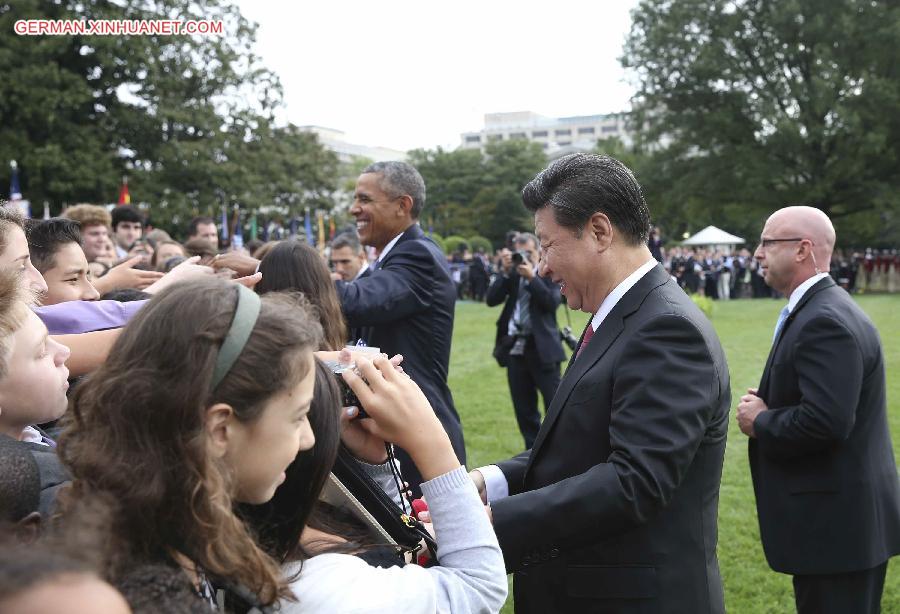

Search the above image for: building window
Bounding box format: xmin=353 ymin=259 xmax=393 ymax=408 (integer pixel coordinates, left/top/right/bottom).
xmin=487 ymin=134 xmax=503 ymax=142
xmin=532 ymin=130 xmax=548 ymax=138
xmin=509 ymin=132 xmax=527 ymax=139
xmin=601 ymin=126 xmax=618 ymax=133
xmin=577 ymin=126 xmax=595 ymax=135
xmin=465 ymin=135 xmax=481 ymax=143
xmin=557 ymin=141 xmax=571 ymax=147
xmin=554 ymin=129 xmax=571 ymax=136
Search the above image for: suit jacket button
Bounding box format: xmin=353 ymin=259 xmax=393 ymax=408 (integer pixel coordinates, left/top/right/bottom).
xmin=549 ymin=547 xmax=560 ymax=559
xmin=522 ymin=557 xmax=530 ymax=566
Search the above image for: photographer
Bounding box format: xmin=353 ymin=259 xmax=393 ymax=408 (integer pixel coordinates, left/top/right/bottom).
xmin=486 ymin=233 xmax=564 ymax=449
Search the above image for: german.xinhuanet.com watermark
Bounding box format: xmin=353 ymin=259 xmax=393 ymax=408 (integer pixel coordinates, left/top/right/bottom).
xmin=14 ymin=19 xmax=224 ymax=36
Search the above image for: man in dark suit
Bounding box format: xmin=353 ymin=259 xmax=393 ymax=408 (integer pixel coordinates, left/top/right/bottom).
xmin=335 ymin=161 xmax=465 ymax=494
xmin=737 ymin=205 xmax=900 ymax=614
xmin=471 ymin=154 xmax=730 ymax=613
xmin=486 ymin=232 xmax=564 ymax=449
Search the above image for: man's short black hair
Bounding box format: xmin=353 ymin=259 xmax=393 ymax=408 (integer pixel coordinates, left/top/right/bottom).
xmin=26 ymin=218 xmax=83 ymax=274
xmin=0 ymin=436 xmax=41 ymax=523
xmin=331 ymin=232 xmax=363 ymax=253
xmin=521 ymin=153 xmax=651 ymax=245
xmin=187 ymin=216 xmax=216 ymax=238
xmin=110 ymin=205 xmax=143 ymax=230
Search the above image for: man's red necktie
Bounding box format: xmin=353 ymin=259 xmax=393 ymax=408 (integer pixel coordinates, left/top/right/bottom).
xmin=576 ymin=323 xmax=595 ymax=358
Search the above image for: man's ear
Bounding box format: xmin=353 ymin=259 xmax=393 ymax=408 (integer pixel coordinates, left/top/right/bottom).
xmin=396 ymin=194 xmax=414 ymax=217
xmin=205 ymin=402 xmax=236 ymax=459
xmin=587 ymin=212 xmax=614 ymax=251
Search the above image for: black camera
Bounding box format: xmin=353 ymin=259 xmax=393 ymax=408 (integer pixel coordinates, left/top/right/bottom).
xmin=324 ymin=360 xmax=367 ymax=419
xmin=511 ymin=250 xmax=529 ymax=267
xmin=559 ymin=326 xmax=579 ymax=351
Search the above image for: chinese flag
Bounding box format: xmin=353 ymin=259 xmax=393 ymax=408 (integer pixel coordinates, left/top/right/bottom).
xmin=118 ymin=176 xmax=130 ymax=205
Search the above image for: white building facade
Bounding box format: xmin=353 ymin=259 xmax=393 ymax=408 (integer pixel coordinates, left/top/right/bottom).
xmin=298 ymin=126 xmax=407 ymax=163
xmin=460 ymin=111 xmax=632 ymax=158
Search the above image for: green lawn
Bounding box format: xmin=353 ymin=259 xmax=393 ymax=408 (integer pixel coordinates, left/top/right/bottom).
xmin=448 ymin=294 xmax=900 ymax=613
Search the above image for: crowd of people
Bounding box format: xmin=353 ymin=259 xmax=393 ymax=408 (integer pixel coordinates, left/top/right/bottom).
xmin=0 ymin=154 xmax=898 ymax=614
xmin=0 ymin=162 xmax=506 ymax=614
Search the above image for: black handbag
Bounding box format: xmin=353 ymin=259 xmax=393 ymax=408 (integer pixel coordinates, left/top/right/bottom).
xmin=324 ymin=445 xmax=437 ymax=561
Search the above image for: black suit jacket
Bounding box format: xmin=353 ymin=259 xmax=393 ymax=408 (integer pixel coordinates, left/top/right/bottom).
xmin=22 ymin=441 xmax=69 ymax=517
xmin=335 ymin=224 xmax=465 ymax=467
xmin=492 ymin=264 xmax=729 ymax=613
xmin=485 ymin=271 xmax=566 ymax=365
xmin=750 ymin=277 xmax=900 ymax=575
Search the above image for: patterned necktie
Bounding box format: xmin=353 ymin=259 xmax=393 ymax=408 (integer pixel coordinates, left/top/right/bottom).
xmin=576 ymin=323 xmax=595 ymax=358
xmin=772 ymin=305 xmax=791 ymax=342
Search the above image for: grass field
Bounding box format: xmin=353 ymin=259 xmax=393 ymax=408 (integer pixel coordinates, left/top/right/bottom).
xmin=448 ymin=294 xmax=900 ymax=613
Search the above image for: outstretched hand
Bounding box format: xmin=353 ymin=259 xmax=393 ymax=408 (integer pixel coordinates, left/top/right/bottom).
xmin=93 ymin=256 xmax=164 ymax=294
xmin=212 ymin=252 xmax=260 ymax=277
xmin=144 ymin=256 xmax=214 ymax=294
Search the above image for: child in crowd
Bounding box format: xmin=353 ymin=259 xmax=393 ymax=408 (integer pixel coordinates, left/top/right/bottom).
xmin=239 ymin=356 xmax=507 ymax=613
xmin=151 ymin=240 xmax=187 ymax=271
xmin=57 ymin=278 xmax=323 ymax=609
xmin=0 ymin=271 xmax=72 ymax=514
xmin=27 ymin=218 xmax=101 ymax=304
xmin=275 ymin=355 xmax=507 ymax=613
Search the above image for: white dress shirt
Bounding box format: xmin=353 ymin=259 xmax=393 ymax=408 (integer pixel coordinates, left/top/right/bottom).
xmin=353 ymin=260 xmax=370 ymax=280
xmin=786 ymin=272 xmax=830 ymax=314
xmin=375 ymin=230 xmax=406 ymax=265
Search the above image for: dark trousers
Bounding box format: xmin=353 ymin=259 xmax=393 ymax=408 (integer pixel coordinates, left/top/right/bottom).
xmin=793 ymin=562 xmax=888 ymax=614
xmin=507 ymin=337 xmax=561 ymax=449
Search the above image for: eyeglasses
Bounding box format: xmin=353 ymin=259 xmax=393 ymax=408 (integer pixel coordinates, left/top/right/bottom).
xmin=758 ymin=237 xmax=805 ymax=248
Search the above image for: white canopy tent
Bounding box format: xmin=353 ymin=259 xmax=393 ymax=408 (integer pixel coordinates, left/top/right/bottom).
xmin=682 ymin=225 xmax=745 ymax=254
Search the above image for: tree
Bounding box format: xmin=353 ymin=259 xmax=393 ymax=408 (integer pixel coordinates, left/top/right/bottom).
xmin=409 ymin=140 xmax=546 ymax=247
xmin=622 ymin=0 xmax=900 ymax=244
xmin=0 ymin=0 xmax=338 ymax=230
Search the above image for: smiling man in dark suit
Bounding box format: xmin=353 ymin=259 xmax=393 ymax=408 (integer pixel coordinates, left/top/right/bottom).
xmin=737 ymin=205 xmax=900 ymax=614
xmin=472 ymin=153 xmax=730 ymax=613
xmin=335 ymin=161 xmax=465 ymax=495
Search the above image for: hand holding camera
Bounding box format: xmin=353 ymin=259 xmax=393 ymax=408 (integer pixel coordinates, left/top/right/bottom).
xmin=342 ymin=356 xmax=458 ymax=481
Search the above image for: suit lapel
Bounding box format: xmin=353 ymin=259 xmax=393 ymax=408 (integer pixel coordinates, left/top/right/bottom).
xmin=373 ymin=224 xmax=421 ymax=271
xmin=525 ymin=265 xmax=670 ymax=475
xmin=757 ymin=277 xmax=836 ymax=398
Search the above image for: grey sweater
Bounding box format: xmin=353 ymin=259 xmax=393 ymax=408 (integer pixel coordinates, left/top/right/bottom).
xmin=281 ymin=466 xmax=507 ymax=613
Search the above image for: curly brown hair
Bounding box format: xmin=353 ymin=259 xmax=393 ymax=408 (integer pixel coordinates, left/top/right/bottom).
xmin=56 ymin=277 xmax=323 ymax=605
xmin=61 ymin=204 xmax=112 ymax=230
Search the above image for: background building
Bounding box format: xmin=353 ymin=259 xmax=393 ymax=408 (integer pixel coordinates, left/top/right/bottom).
xmin=460 ymin=111 xmax=632 ymax=158
xmin=299 ymin=126 xmax=407 ymax=163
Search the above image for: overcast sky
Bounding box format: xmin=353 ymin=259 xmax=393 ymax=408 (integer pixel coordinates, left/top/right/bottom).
xmin=234 ymin=0 xmax=640 ymax=152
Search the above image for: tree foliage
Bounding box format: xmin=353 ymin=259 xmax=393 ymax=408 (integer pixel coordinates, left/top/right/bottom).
xmin=408 ymin=140 xmax=546 ymax=247
xmin=622 ymin=0 xmax=900 ymax=245
xmin=0 ymin=0 xmax=338 ymax=231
